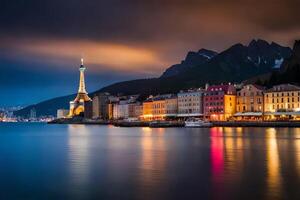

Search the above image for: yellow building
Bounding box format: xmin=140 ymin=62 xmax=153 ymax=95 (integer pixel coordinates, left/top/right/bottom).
xmin=108 ymin=103 xmax=114 ymax=120
xmin=264 ymin=84 xmax=300 ymax=120
xmin=152 ymin=99 xmax=166 ymax=120
xmin=224 ymin=94 xmax=236 ymax=120
xmin=142 ymin=99 xmax=153 ymax=121
xmin=142 ymin=94 xmax=177 ymax=121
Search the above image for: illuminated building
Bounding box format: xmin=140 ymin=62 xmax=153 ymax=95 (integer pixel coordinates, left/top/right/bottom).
xmin=108 ymin=103 xmax=114 ymax=120
xmin=108 ymin=96 xmax=120 ymax=120
xmin=69 ymin=59 xmax=92 ymax=117
xmin=235 ymin=84 xmax=264 ymax=120
xmin=149 ymin=94 xmax=177 ymax=120
xmin=204 ymin=84 xmax=236 ymax=121
xmin=152 ymin=97 xmax=166 ymax=120
xmin=177 ymin=89 xmax=203 ymax=118
xmin=264 ymin=84 xmax=300 ymax=120
xmin=142 ymin=97 xmax=154 ymax=121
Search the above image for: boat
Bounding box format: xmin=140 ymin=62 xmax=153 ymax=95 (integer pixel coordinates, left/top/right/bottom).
xmin=185 ymin=118 xmax=213 ymax=128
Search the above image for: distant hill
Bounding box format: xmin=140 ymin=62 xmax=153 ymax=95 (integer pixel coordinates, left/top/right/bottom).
xmin=14 ymin=94 xmax=76 ymax=117
xmin=14 ymin=39 xmax=292 ymax=117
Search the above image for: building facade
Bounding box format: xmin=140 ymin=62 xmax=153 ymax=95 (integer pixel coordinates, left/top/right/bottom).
xmin=142 ymin=98 xmax=153 ymax=121
xmin=264 ymin=84 xmax=300 ymax=113
xmin=152 ymin=97 xmax=166 ymax=120
xmin=235 ymin=84 xmax=264 ymax=120
xmin=149 ymin=94 xmax=177 ymax=120
xmin=165 ymin=96 xmax=178 ymax=117
xmin=113 ymin=100 xmax=129 ymax=119
xmin=92 ymin=93 xmax=110 ymax=119
xmin=204 ymin=84 xmax=236 ymax=121
xmin=92 ymin=95 xmax=99 ymax=118
xmin=133 ymin=103 xmax=143 ymax=119
xmin=177 ymin=89 xmax=204 ymax=117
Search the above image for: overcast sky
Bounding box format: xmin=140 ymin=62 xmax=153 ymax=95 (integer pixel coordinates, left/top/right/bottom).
xmin=0 ymin=0 xmax=299 ymax=106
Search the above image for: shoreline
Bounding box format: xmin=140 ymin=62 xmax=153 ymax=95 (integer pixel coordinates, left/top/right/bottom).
xmin=48 ymin=118 xmax=300 ymax=128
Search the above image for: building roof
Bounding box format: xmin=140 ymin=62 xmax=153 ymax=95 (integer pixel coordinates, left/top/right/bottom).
xmin=152 ymin=94 xmax=176 ymax=101
xmin=178 ymin=88 xmax=204 ymax=94
xmin=266 ymin=84 xmax=300 ymax=92
xmin=206 ymin=84 xmax=235 ymax=92
xmin=250 ymin=84 xmax=265 ymax=90
xmin=236 ymin=84 xmax=265 ymax=93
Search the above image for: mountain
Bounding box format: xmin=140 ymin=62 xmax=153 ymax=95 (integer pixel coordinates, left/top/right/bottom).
xmin=263 ymin=40 xmax=300 ymax=86
xmin=14 ymin=39 xmax=293 ymax=117
xmin=161 ymin=49 xmax=218 ymax=77
xmin=190 ymin=40 xmax=290 ymax=78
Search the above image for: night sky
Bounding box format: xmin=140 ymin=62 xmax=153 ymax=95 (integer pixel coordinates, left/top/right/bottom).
xmin=0 ymin=0 xmax=299 ymax=106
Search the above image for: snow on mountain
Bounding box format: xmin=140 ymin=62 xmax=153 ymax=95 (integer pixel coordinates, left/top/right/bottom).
xmin=274 ymin=58 xmax=284 ymax=68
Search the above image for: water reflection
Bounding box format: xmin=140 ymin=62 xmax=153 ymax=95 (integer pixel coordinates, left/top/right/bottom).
xmin=137 ymin=128 xmax=167 ymax=200
xmin=292 ymin=129 xmax=300 ymax=177
xmin=209 ymin=127 xmax=287 ymax=199
xmin=3 ymin=124 xmax=300 ymax=199
xmin=210 ymin=128 xmax=225 ymax=199
xmin=265 ymin=128 xmax=282 ymax=199
xmin=67 ymin=125 xmax=91 ymax=197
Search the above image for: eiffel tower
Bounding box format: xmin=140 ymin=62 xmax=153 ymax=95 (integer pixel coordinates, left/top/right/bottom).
xmin=69 ymin=58 xmax=92 ymax=117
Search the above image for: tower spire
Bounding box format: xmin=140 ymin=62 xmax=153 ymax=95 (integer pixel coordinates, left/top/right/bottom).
xmin=78 ymin=59 xmax=87 ymax=94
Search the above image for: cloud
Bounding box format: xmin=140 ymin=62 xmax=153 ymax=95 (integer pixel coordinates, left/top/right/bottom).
xmin=1 ymin=0 xmax=299 ymax=47
xmin=0 ymin=38 xmax=170 ymax=75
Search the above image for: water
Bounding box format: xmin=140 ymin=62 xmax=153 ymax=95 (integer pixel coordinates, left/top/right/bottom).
xmin=1 ymin=123 xmax=300 ymax=200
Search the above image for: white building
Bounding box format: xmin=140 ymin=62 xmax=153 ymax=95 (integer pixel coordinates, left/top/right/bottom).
xmin=113 ymin=100 xmax=129 ymax=119
xmin=177 ymin=89 xmax=204 ymax=117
